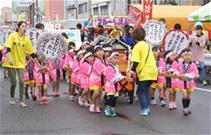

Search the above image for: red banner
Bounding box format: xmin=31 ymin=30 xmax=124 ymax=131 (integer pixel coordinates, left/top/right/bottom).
xmin=128 ymin=5 xmax=142 ymax=26
xmin=142 ymin=0 xmax=153 ymax=24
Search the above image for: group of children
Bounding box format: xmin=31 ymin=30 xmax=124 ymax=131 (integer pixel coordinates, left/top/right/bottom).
xmin=150 ymin=46 xmax=199 ymax=116
xmin=14 ymin=41 xmax=131 ymax=117
xmin=1 ymin=37 xmax=199 ymax=117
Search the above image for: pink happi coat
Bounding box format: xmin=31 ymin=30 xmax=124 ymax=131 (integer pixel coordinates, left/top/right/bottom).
xmin=48 ymin=58 xmax=65 ymax=79
xmin=189 ymin=34 xmax=207 ymax=62
xmin=79 ymin=61 xmax=92 ymax=89
xmin=1 ymin=48 xmax=7 ymax=63
xmin=89 ymin=57 xmax=106 ymax=87
xmin=177 ymin=61 xmax=199 ymax=89
xmin=63 ymin=54 xmax=74 ymax=77
xmin=104 ymin=64 xmax=124 ymax=94
xmin=157 ymin=58 xmax=166 ymax=85
xmin=34 ymin=62 xmax=50 ymax=85
xmin=70 ymin=58 xmax=80 ymax=84
xmin=24 ymin=60 xmax=36 ymax=81
xmin=166 ymin=61 xmax=180 ymax=89
xmin=64 ymin=54 xmax=74 ymax=68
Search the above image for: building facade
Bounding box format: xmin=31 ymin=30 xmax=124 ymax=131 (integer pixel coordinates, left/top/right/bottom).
xmin=44 ymin=0 xmax=65 ymax=22
xmin=64 ymin=0 xmax=128 ymax=20
xmin=1 ymin=7 xmax=12 ymax=24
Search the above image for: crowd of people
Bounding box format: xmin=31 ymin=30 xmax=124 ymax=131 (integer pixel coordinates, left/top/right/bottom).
xmin=0 ymin=19 xmax=210 ymax=117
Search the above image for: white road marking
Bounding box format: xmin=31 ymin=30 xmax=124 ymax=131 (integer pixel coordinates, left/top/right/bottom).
xmin=195 ymin=87 xmax=211 ymax=93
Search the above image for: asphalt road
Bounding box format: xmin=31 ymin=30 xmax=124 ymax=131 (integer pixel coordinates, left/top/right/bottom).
xmin=0 ymin=68 xmax=210 ymax=135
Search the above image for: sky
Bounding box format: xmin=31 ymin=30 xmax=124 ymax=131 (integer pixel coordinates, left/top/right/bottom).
xmin=0 ymin=0 xmax=12 ymax=15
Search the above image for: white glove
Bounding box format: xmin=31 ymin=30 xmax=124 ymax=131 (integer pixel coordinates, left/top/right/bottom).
xmin=115 ymin=73 xmax=124 ymax=82
xmin=158 ymin=67 xmax=163 ymax=73
xmin=169 ymin=68 xmax=176 ymax=73
xmin=173 ymin=71 xmax=179 ymax=76
xmin=185 ymin=73 xmax=194 ymax=79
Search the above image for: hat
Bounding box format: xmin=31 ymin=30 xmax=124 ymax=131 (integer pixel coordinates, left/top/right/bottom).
xmin=194 ymin=22 xmax=203 ymax=29
xmin=82 ymin=41 xmax=90 ymax=46
xmin=94 ymin=45 xmax=103 ymax=52
xmin=103 ymin=44 xmax=112 ymax=51
xmin=77 ymin=50 xmax=85 ymax=57
xmin=109 ymin=52 xmax=119 ymax=60
xmin=83 ymin=51 xmax=93 ymax=60
xmin=165 ymin=51 xmax=175 ymax=61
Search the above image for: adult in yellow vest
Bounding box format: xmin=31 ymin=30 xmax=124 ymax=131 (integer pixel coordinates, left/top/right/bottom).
xmin=3 ymin=21 xmax=39 ymax=107
xmin=129 ymin=27 xmax=158 ymax=116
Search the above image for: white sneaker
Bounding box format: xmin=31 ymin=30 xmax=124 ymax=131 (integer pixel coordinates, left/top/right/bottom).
xmin=160 ymin=100 xmax=166 ymax=107
xmin=69 ymin=95 xmax=74 ymax=101
xmin=202 ymin=81 xmax=208 ymax=86
xmin=151 ymin=99 xmax=157 ymax=105
xmin=84 ymin=101 xmax=90 ymax=107
xmin=19 ymin=102 xmax=27 ymax=108
xmin=9 ymin=98 xmax=16 ymax=105
xmin=78 ymin=97 xmax=84 ymax=106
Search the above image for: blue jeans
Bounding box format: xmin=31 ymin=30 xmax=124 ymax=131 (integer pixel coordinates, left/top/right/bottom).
xmin=199 ymin=61 xmax=207 ymax=81
xmin=136 ymin=81 xmax=152 ymax=110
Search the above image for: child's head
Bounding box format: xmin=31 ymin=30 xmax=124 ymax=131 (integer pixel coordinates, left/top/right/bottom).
xmin=174 ymin=23 xmax=182 ymax=30
xmin=68 ymin=42 xmax=76 ymax=50
xmin=103 ymin=44 xmax=112 ymax=58
xmin=109 ymin=52 xmax=120 ymax=65
xmin=77 ymin=50 xmax=85 ymax=61
xmin=195 ymin=23 xmax=203 ymax=36
xmin=180 ymin=48 xmax=192 ymax=62
xmin=83 ymin=51 xmax=94 ymax=64
xmin=94 ymin=45 xmax=104 ymax=58
xmin=82 ymin=41 xmax=90 ymax=50
xmin=68 ymin=47 xmax=75 ymax=56
xmin=152 ymin=46 xmax=161 ymax=58
xmin=164 ymin=50 xmax=176 ymax=63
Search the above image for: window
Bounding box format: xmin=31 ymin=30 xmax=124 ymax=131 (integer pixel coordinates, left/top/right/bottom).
xmin=131 ymin=0 xmax=141 ymax=4
xmin=93 ymin=7 xmax=99 ymax=15
xmin=100 ymin=5 xmax=108 ymax=15
xmin=78 ymin=3 xmax=87 ymax=14
xmin=114 ymin=0 xmax=122 ymax=10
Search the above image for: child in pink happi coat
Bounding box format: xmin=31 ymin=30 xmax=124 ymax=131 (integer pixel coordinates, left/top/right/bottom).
xmin=164 ymin=50 xmax=180 ymax=110
xmin=69 ymin=50 xmax=85 ymax=101
xmin=104 ymin=52 xmax=131 ymax=117
xmin=34 ymin=55 xmax=51 ymax=104
xmin=150 ymin=46 xmax=166 ymax=107
xmin=63 ymin=47 xmax=75 ymax=98
xmin=49 ymin=57 xmax=64 ymax=97
xmin=24 ymin=55 xmax=37 ymax=101
xmin=103 ymin=44 xmax=113 ymax=65
xmin=89 ymin=45 xmax=106 ymax=113
xmin=1 ymin=47 xmax=8 ymax=78
xmin=78 ymin=51 xmax=94 ymax=107
xmin=177 ymin=49 xmax=199 ymax=116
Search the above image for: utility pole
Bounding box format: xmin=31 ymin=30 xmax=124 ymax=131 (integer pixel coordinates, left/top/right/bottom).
xmin=88 ymin=0 xmax=92 ymax=18
xmin=36 ymin=0 xmax=38 ymax=23
xmin=75 ymin=0 xmax=78 ymax=19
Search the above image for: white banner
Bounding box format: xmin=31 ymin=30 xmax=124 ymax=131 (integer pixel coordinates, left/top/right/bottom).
xmin=163 ymin=30 xmax=189 ymax=55
xmin=60 ymin=29 xmax=82 ymax=50
xmin=26 ymin=28 xmax=43 ymax=50
xmin=144 ymin=20 xmax=166 ymax=46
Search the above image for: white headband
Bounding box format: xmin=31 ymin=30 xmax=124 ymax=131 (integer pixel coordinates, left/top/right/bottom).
xmin=165 ymin=52 xmax=174 ymax=61
xmin=94 ymin=45 xmax=103 ymax=51
xmin=82 ymin=41 xmax=90 ymax=46
xmin=68 ymin=48 xmax=74 ymax=52
xmin=103 ymin=47 xmax=112 ymax=51
xmin=84 ymin=52 xmax=93 ymax=60
xmin=77 ymin=50 xmax=85 ymax=57
xmin=109 ymin=52 xmax=119 ymax=59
